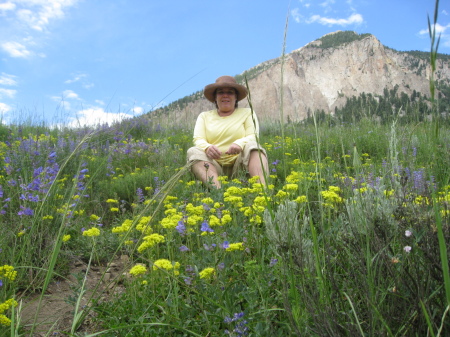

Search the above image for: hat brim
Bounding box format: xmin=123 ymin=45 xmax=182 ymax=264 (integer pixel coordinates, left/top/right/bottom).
xmin=204 ymin=82 xmax=248 ymax=103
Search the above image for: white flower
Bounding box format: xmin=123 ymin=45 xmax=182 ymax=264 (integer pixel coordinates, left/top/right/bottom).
xmin=405 ymin=230 xmax=412 ymax=237
xmin=404 ymin=245 xmax=412 ymax=253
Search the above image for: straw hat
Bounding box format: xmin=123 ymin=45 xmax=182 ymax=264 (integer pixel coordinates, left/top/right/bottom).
xmin=203 ymin=76 xmax=248 ymax=102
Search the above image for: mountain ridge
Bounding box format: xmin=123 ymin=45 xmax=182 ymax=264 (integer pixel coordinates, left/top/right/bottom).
xmin=150 ymin=31 xmax=450 ymax=126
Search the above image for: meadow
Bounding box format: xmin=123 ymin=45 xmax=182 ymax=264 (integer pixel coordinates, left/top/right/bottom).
xmin=0 ymin=112 xmax=449 ymax=336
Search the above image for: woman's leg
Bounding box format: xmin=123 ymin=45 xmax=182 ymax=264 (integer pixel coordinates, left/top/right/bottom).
xmin=248 ymin=150 xmax=269 ymax=186
xmin=191 ymin=161 xmax=221 ymax=189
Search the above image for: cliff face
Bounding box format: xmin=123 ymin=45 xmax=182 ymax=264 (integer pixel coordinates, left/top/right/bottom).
xmin=156 ymin=32 xmax=450 ymax=126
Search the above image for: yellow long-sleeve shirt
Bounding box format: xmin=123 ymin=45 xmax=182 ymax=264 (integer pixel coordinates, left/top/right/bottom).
xmin=193 ymin=108 xmax=260 ymax=166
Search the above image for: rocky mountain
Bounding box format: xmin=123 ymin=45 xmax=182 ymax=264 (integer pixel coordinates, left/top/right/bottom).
xmin=152 ymin=31 xmax=450 ymax=125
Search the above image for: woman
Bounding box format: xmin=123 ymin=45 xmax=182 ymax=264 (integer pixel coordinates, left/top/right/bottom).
xmin=187 ymin=75 xmax=269 ymax=189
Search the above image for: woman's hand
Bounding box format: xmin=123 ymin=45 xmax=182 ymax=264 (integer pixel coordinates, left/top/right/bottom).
xmin=206 ymin=145 xmax=222 ymax=159
xmin=225 ymin=143 xmax=242 ymax=155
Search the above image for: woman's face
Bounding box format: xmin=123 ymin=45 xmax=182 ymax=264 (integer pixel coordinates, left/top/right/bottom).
xmin=215 ymin=87 xmax=237 ymax=113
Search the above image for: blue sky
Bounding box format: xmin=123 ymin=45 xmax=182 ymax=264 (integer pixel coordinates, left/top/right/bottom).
xmin=0 ymin=0 xmax=449 ymax=127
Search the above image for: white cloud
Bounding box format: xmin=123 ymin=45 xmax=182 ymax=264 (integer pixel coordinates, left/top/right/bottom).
xmin=67 ymin=107 xmax=133 ymax=128
xmin=320 ymin=0 xmax=335 ymax=13
xmin=435 ymin=23 xmax=450 ymax=34
xmin=132 ymin=106 xmax=143 ymax=114
xmin=0 ymin=88 xmax=17 ymax=99
xmin=442 ymin=10 xmax=448 ymax=16
xmin=307 ymin=13 xmax=363 ymax=26
xmin=0 ymin=2 xmax=16 ymax=11
xmin=297 ymin=0 xmax=310 ymax=8
xmin=95 ymin=99 xmax=105 ymax=105
xmin=419 ymin=23 xmax=450 ymax=47
xmin=419 ymin=23 xmax=450 ymax=36
xmin=65 ymin=73 xmax=93 ymax=89
xmin=62 ymin=89 xmax=80 ymax=100
xmin=0 ymin=73 xmax=18 ymax=86
xmin=65 ymin=73 xmax=87 ymax=84
xmin=0 ymin=102 xmax=12 ymax=114
xmin=320 ymin=0 xmax=335 ymax=8
xmin=1 ymin=41 xmax=31 ymax=57
xmin=291 ymin=8 xmax=302 ymax=23
xmin=14 ymin=0 xmax=78 ymax=32
xmin=0 ymin=0 xmax=78 ymax=58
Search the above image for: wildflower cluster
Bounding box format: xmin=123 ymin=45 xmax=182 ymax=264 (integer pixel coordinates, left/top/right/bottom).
xmin=224 ymin=312 xmax=248 ymax=336
xmin=199 ymin=267 xmax=215 ymax=280
xmin=82 ymin=227 xmax=101 ymax=237
xmin=0 ymin=298 xmax=18 ymax=326
xmin=137 ymin=233 xmax=165 ymax=253
xmin=129 ymin=264 xmax=147 ymax=277
xmin=0 ymin=265 xmax=17 ymax=282
xmin=321 ymin=186 xmax=343 ymax=208
xmin=153 ymin=259 xmax=180 ymax=275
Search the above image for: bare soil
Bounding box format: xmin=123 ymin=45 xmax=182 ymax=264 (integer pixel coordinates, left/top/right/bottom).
xmin=18 ymin=255 xmax=130 ymax=336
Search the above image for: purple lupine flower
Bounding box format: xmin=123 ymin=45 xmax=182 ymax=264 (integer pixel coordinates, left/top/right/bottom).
xmin=201 ymin=220 xmax=214 ymax=233
xmin=18 ymin=206 xmax=33 ymax=216
xmin=203 ymin=243 xmax=216 ymax=251
xmin=413 ymin=170 xmax=426 ymax=194
xmin=179 ymin=245 xmax=189 ymax=252
xmin=176 ymin=220 xmax=186 ymax=235
xmin=28 ymin=195 xmax=39 ymax=202
xmin=136 ymin=188 xmax=145 ymax=203
xmin=224 ymin=312 xmax=248 ymax=336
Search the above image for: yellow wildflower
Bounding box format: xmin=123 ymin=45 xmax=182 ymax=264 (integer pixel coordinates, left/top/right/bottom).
xmin=129 ymin=264 xmax=147 ymax=276
xmin=62 ymin=235 xmax=71 ymax=242
xmin=153 ymin=259 xmax=180 ymax=275
xmin=226 ymin=243 xmax=245 ymax=252
xmin=137 ymin=234 xmax=165 ymax=253
xmin=0 ymin=265 xmax=17 ymax=281
xmin=283 ymin=184 xmax=298 ymax=192
xmin=89 ymin=214 xmax=100 ymax=221
xmin=112 ymin=219 xmax=133 ymax=234
xmin=294 ymin=195 xmax=308 ymax=203
xmin=0 ymin=298 xmax=18 ymax=326
xmin=199 ymin=267 xmax=215 ymax=280
xmin=82 ymin=227 xmax=100 ymax=237
xmin=384 ymin=189 xmax=395 ymax=197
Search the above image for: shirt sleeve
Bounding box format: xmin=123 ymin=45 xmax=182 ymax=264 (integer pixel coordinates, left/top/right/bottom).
xmin=192 ymin=112 xmax=211 ymax=151
xmin=233 ymin=111 xmax=259 ymax=149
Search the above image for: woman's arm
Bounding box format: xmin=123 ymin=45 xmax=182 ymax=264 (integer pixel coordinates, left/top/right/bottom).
xmin=233 ymin=111 xmax=259 ymax=149
xmin=192 ymin=113 xmax=211 ymax=151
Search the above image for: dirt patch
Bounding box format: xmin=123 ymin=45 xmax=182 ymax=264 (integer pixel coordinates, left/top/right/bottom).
xmin=18 ymin=255 xmax=130 ymax=336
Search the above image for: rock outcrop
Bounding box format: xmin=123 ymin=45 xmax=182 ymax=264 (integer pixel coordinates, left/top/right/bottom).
xmin=153 ymin=31 xmax=450 ymax=126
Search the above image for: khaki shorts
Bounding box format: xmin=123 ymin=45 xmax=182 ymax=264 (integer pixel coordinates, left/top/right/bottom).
xmin=187 ymin=141 xmax=267 ymax=178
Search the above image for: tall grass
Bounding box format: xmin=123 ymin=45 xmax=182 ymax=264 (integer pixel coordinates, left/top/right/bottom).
xmin=0 ymin=116 xmax=448 ymax=336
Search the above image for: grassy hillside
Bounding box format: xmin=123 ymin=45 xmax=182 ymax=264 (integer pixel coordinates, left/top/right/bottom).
xmin=0 ymin=115 xmax=449 ymax=335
